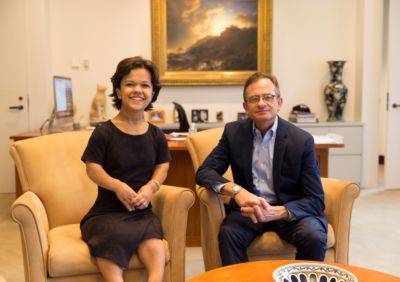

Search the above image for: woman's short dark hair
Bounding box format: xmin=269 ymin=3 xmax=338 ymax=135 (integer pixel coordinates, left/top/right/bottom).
xmin=110 ymin=56 xmax=161 ymax=111
xmin=242 ymin=72 xmax=281 ymax=102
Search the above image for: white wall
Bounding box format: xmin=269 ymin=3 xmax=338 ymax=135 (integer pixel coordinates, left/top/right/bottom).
xmin=48 ymin=0 xmax=359 ymax=125
xmin=49 ymin=0 xmax=152 ymax=123
xmin=357 ymin=0 xmax=385 ymax=187
xmin=273 ymin=0 xmax=358 ymax=122
xmin=20 ymin=0 xmax=391 ymax=188
xmin=26 ymin=0 xmax=53 ymax=127
xmin=378 ymin=1 xmax=389 ymax=157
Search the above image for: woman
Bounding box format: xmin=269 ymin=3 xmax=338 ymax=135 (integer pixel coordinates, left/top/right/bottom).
xmin=80 ymin=56 xmax=170 ymax=282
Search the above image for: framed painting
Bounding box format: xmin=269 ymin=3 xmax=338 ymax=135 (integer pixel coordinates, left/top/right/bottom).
xmin=151 ymin=0 xmax=272 ymax=86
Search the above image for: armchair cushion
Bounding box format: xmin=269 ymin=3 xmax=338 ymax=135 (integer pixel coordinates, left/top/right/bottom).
xmin=48 ymin=224 xmax=98 ymax=277
xmin=47 ymin=224 xmax=169 ymax=277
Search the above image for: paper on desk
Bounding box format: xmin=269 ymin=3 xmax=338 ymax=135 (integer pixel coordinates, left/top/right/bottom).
xmin=170 ymin=137 xmax=186 ymax=141
xmin=313 ymin=133 xmax=344 ymax=144
xmin=170 ymin=132 xmax=189 ymax=137
xmin=169 ymin=132 xmax=188 ymax=141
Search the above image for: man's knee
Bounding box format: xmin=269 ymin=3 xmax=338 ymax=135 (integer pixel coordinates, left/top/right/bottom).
xmin=294 ymin=223 xmax=327 ymax=260
xmin=298 ymin=219 xmax=327 ymax=244
xmin=305 ymin=230 xmax=327 ymax=250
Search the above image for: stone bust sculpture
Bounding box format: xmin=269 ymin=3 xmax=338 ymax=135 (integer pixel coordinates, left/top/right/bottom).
xmin=89 ymin=83 xmax=107 ymax=125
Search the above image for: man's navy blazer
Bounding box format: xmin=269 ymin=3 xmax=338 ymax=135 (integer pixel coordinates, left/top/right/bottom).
xmin=196 ymin=117 xmax=327 ymax=227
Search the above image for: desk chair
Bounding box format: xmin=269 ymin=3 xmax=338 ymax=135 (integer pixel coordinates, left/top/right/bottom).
xmin=186 ymin=127 xmax=360 ymax=271
xmin=10 ymin=131 xmax=194 ymax=282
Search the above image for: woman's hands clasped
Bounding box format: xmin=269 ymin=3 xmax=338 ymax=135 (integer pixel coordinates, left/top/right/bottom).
xmin=115 ymin=183 xmax=138 ymax=212
xmin=133 ymin=184 xmax=153 ymax=210
xmin=115 ymin=182 xmax=154 ymax=211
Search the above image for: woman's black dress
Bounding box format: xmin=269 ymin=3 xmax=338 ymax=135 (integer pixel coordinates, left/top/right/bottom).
xmin=80 ymin=121 xmax=170 ymax=268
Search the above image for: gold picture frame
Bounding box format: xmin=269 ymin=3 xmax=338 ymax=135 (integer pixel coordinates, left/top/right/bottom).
xmin=147 ymin=109 xmax=166 ymax=124
xmin=151 ymin=0 xmax=272 ymax=86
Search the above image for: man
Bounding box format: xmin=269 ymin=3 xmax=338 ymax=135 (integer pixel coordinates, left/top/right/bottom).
xmin=195 ymin=72 xmax=327 ymax=265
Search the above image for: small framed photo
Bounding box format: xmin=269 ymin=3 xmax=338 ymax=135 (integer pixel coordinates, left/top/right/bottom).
xmin=147 ymin=109 xmax=165 ymax=124
xmin=216 ymin=111 xmax=224 ymax=122
xmin=192 ymin=109 xmax=209 ymax=123
xmin=237 ymin=112 xmax=248 ymax=121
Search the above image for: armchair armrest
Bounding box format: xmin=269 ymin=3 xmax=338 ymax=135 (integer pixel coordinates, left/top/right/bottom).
xmin=196 ymin=186 xmax=227 ymax=271
xmin=321 ymin=178 xmax=360 ymax=263
xmin=151 ymin=185 xmax=195 ymax=282
xmin=11 ymin=191 xmax=50 ymax=282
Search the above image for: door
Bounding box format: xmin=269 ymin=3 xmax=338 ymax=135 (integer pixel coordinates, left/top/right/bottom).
xmin=0 ymin=0 xmax=30 ymax=193
xmin=385 ymin=0 xmax=400 ymax=189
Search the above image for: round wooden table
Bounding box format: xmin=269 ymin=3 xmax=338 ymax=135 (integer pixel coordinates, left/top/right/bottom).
xmin=188 ymin=260 xmax=400 ymax=282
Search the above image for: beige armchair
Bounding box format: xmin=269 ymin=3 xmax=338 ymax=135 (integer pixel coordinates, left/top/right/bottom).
xmin=10 ymin=131 xmax=195 ymax=282
xmin=186 ymin=127 xmax=360 ymax=271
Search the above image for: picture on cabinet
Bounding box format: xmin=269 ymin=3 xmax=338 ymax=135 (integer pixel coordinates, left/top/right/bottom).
xmin=192 ymin=109 xmax=209 ymax=123
xmin=148 ymin=109 xmax=166 ymax=124
xmin=216 ymin=111 xmax=224 ymax=122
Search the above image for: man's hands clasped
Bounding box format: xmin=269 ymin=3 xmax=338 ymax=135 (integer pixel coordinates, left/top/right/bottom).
xmin=232 ymin=186 xmax=289 ymax=224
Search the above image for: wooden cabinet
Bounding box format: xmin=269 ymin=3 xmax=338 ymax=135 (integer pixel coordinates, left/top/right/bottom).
xmin=297 ymin=122 xmax=363 ymax=184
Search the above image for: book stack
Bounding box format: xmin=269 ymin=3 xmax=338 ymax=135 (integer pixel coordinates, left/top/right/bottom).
xmin=288 ymin=111 xmax=317 ymax=123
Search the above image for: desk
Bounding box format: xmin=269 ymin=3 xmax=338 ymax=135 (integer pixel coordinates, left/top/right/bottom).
xmin=188 ymin=260 xmax=400 ymax=282
xmin=10 ymin=130 xmax=343 ymax=247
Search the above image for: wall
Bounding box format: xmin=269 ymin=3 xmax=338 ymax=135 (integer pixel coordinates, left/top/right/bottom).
xmin=48 ymin=0 xmax=359 ymax=125
xmin=26 ymin=0 xmax=53 ymax=128
xmin=49 ymin=0 xmax=152 ymax=123
xmin=359 ymin=0 xmax=385 ymax=187
xmin=19 ymin=0 xmax=390 ymax=188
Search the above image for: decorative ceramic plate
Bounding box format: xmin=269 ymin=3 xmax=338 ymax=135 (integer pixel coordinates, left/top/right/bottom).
xmin=272 ymin=262 xmax=358 ymax=282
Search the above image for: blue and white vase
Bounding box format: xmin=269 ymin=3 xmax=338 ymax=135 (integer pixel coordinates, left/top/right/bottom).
xmin=324 ymin=60 xmax=348 ymax=121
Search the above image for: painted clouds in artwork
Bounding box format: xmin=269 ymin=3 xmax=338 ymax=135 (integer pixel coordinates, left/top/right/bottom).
xmin=167 ymin=0 xmax=258 ymax=71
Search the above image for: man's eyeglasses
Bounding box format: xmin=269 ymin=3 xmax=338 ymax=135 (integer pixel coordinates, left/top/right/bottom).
xmin=246 ymin=94 xmax=276 ymax=104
